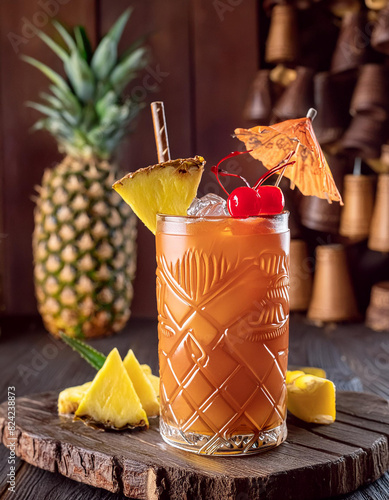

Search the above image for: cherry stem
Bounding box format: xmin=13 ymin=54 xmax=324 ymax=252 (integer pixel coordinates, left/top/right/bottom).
xmin=253 ymin=151 xmax=295 ymax=190
xmin=211 ymin=150 xmax=252 ymax=195
xmin=254 ymin=161 xmax=296 ymax=190
xmin=212 ymin=166 xmax=251 ymax=188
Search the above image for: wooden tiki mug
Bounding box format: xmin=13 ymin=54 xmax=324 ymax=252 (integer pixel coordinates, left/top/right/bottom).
xmin=273 ymin=66 xmax=315 ymax=121
xmin=243 ymin=70 xmax=273 ymax=124
xmin=372 ymin=5 xmax=389 ymax=55
xmin=341 ymin=115 xmax=386 ymax=160
xmin=331 ymin=11 xmax=369 ymax=74
xmin=339 ymin=175 xmax=375 ymax=241
xmin=350 ymin=65 xmax=389 ymax=120
xmin=308 ymin=245 xmax=359 ymax=323
xmin=366 ymin=282 xmax=389 ymax=332
xmin=368 ymin=174 xmax=389 ymax=252
xmin=265 ymin=5 xmax=298 ymax=65
xmin=299 ymin=154 xmax=347 ymax=233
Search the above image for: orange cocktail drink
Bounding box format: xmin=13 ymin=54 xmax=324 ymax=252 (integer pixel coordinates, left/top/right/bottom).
xmin=156 ymin=212 xmax=290 ymax=455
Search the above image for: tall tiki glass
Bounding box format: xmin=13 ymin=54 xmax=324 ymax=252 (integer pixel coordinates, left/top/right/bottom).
xmin=156 ymin=213 xmax=290 ymax=455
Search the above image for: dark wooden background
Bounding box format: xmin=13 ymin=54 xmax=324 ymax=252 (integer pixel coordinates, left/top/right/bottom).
xmin=0 ymin=0 xmax=259 ymax=318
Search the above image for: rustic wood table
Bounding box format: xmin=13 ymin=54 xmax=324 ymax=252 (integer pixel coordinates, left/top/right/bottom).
xmin=0 ymin=315 xmax=388 ymax=500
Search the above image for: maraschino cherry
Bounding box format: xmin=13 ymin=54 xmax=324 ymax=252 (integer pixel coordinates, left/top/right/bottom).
xmin=227 ymin=186 xmax=262 ymax=217
xmin=211 ymin=151 xmax=260 ymax=218
xmin=212 ymin=151 xmax=294 ymax=217
xmin=255 ymin=185 xmax=284 ymax=214
xmin=252 ymin=162 xmax=287 ymax=214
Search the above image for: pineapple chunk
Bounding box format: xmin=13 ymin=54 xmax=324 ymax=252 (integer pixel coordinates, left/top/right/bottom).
xmin=285 ymin=370 xmax=305 ymax=385
xmin=57 ymin=362 xmax=160 ymax=417
xmin=147 ymin=373 xmax=160 ymax=398
xmin=286 ymin=367 xmax=326 ymax=385
xmin=298 ymin=366 xmax=326 ymax=379
xmin=75 ymin=348 xmax=148 ymax=430
xmin=141 ymin=364 xmax=160 ymax=397
xmin=141 ymin=363 xmax=152 ymax=375
xmin=58 ymin=382 xmax=92 ymax=414
xmin=112 ymin=156 xmax=205 ymax=234
xmin=287 ymin=374 xmax=336 ymax=425
xmin=123 ymin=350 xmax=160 ymax=417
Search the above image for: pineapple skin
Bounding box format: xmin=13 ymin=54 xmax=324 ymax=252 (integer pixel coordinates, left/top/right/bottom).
xmin=33 ymin=156 xmax=137 ymax=338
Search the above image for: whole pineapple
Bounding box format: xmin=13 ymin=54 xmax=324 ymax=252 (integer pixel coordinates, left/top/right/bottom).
xmin=25 ymin=9 xmax=148 ymax=338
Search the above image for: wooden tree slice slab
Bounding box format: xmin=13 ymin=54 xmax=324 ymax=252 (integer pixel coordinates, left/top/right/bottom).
xmin=0 ymin=391 xmax=388 ymax=500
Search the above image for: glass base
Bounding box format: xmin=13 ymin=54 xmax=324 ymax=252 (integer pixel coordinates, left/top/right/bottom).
xmin=159 ymin=418 xmax=287 ymax=456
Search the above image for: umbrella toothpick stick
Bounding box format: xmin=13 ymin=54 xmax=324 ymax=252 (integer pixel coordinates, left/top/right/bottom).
xmin=274 ymin=144 xmax=300 ymax=188
xmin=353 ymin=157 xmax=362 ymax=176
xmin=275 ymin=108 xmax=317 ymax=188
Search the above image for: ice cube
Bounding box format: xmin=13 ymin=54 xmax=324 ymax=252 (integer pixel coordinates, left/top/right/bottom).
xmin=187 ymin=194 xmax=229 ymax=216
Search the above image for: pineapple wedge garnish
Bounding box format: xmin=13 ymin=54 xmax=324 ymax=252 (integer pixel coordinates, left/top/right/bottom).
xmin=298 ymin=366 xmax=326 ymax=379
xmin=58 ymin=382 xmax=92 ymax=414
xmin=112 ymin=156 xmax=205 ymax=234
xmin=141 ymin=364 xmax=160 ymax=397
xmin=145 ymin=373 xmax=160 ymax=397
xmin=74 ymin=348 xmax=148 ymax=430
xmin=285 ymin=370 xmax=305 ymax=385
xmin=58 ymin=358 xmax=159 ymax=417
xmin=141 ymin=364 xmax=152 ymax=375
xmin=287 ymin=374 xmax=336 ymax=425
xmin=286 ymin=366 xmax=326 ymax=384
xmin=123 ymin=350 xmax=159 ymax=416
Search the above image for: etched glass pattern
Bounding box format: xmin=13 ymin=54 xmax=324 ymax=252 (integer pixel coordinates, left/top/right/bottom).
xmin=156 ymin=216 xmax=290 ymax=455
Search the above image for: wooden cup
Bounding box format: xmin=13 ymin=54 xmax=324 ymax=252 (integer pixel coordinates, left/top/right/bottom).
xmin=350 ymin=65 xmax=389 ymax=120
xmin=368 ymin=174 xmax=389 ymax=252
xmin=339 ymin=175 xmax=375 ymax=241
xmin=365 ymin=0 xmax=387 ymax=10
xmin=372 ymin=6 xmax=389 ymax=55
xmin=243 ymin=70 xmax=273 ymax=124
xmin=313 ymin=72 xmax=350 ymax=145
xmin=341 ymin=114 xmax=386 ymax=160
xmin=380 ymin=143 xmax=389 ymax=167
xmin=366 ymin=282 xmax=389 ymax=332
xmin=299 ymin=154 xmax=347 ymax=233
xmin=263 ymin=0 xmax=284 ymax=14
xmin=331 ymin=11 xmax=369 ymax=74
xmin=307 ymin=245 xmax=359 ymax=323
xmin=329 ymin=0 xmax=361 ymax=17
xmin=290 ymin=240 xmax=313 ymax=312
xmin=273 ymin=66 xmax=315 ymax=120
xmin=265 ymin=5 xmax=298 ymax=64
xmin=300 ymin=195 xmax=342 ymax=233
xmin=264 ymin=0 xmax=312 ymax=12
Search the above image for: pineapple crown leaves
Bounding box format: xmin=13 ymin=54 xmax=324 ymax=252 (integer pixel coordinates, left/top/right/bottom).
xmin=22 ymin=8 xmax=149 ymax=160
xmin=60 ymin=332 xmax=106 ymax=370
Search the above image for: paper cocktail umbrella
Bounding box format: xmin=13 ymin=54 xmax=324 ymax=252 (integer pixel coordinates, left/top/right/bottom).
xmin=235 ymin=109 xmax=343 ymax=204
